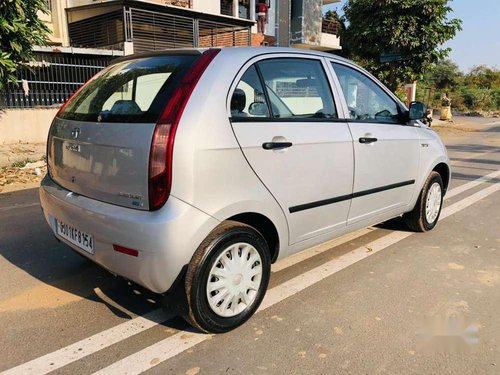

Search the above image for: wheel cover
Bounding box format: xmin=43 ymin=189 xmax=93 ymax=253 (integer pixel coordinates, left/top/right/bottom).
xmin=425 ymin=182 xmax=442 ymax=224
xmin=206 ymin=243 xmax=263 ymax=318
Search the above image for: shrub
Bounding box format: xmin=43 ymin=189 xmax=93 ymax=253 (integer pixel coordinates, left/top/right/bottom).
xmin=459 ymin=88 xmax=492 ymax=111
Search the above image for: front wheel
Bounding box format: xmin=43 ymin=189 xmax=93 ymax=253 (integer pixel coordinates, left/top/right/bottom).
xmin=184 ymin=221 xmax=271 ymax=333
xmin=404 ymin=171 xmax=444 ymax=232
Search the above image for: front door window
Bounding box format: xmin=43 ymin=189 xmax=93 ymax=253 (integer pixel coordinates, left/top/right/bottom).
xmin=332 ymin=63 xmax=401 ymax=124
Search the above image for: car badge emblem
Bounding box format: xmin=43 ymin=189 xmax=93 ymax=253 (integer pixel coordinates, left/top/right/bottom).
xmin=71 ymin=128 xmax=80 ymax=139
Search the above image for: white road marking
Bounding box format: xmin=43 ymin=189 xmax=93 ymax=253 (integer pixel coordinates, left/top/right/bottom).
xmin=92 ymin=330 xmax=210 ymax=375
xmin=271 ymin=168 xmax=500 ymax=273
xmin=91 ymin=177 xmax=499 ymax=375
xmin=2 ymin=169 xmax=498 ymax=375
xmin=441 ymin=180 xmax=500 ymax=219
xmin=0 ymin=309 xmax=171 ymax=375
xmin=445 ymin=169 xmax=500 ymax=199
xmin=1 ymin=171 xmax=500 ymax=375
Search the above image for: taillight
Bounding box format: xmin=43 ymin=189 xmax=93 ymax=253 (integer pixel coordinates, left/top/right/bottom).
xmin=148 ymin=48 xmax=221 ymax=210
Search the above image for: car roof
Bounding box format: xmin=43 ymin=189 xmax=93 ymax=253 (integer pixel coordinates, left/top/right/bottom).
xmin=112 ymin=47 xmax=353 ymax=66
xmin=217 ymin=46 xmax=351 ymax=63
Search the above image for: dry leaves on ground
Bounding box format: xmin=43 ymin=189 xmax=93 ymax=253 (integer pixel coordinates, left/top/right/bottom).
xmin=0 ymin=163 xmax=47 ymax=193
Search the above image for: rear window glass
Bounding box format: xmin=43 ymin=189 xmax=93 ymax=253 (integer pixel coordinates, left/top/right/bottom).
xmin=58 ymin=55 xmax=198 ymax=123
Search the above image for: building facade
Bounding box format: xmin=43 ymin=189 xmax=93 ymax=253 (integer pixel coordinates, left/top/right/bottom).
xmin=1 ymin=0 xmax=341 ymax=109
xmin=60 ymin=0 xmax=341 ymax=51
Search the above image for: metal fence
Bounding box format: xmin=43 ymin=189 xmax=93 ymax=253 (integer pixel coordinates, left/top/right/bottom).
xmin=0 ymin=52 xmax=112 ymax=109
xmin=68 ymin=10 xmax=125 ymax=50
xmin=67 ymin=6 xmax=252 ymax=52
xmin=130 ymin=8 xmax=195 ymax=52
xmin=128 ymin=7 xmax=251 ymax=52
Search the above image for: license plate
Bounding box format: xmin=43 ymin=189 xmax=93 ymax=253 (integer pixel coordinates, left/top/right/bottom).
xmin=56 ymin=219 xmax=94 ymax=255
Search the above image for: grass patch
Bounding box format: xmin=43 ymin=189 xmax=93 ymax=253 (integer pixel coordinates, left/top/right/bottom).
xmin=10 ymin=158 xmax=36 ymax=168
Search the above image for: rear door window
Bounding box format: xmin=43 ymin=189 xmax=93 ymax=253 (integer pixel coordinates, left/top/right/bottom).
xmin=231 ymin=65 xmax=270 ymax=120
xmin=257 ymin=58 xmax=337 ymax=120
xmin=58 ymin=55 xmax=198 ymax=123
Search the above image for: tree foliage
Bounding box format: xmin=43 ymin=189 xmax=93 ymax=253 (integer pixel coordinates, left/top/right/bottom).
xmin=342 ymin=0 xmax=462 ymax=91
xmin=424 ymin=59 xmax=462 ymax=90
xmin=420 ymin=60 xmax=500 ymax=112
xmin=466 ymin=65 xmax=500 ymax=90
xmin=0 ymin=0 xmax=50 ymax=89
xmin=324 ymin=10 xmax=341 ymax=23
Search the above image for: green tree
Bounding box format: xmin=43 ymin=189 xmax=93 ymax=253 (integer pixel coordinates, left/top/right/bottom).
xmin=466 ymin=65 xmax=500 ymax=90
xmin=0 ymin=0 xmax=50 ymax=90
xmin=342 ymin=0 xmax=462 ymax=92
xmin=324 ymin=10 xmax=341 ymax=23
xmin=424 ymin=59 xmax=463 ymax=91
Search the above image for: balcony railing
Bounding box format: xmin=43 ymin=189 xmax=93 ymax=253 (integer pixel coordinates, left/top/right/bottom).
xmin=321 ymin=18 xmax=340 ymax=35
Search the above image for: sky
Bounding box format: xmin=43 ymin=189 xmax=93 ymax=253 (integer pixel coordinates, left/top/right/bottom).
xmin=323 ymin=0 xmax=500 ymax=72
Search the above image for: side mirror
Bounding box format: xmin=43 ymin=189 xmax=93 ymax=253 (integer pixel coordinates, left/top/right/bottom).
xmin=408 ymin=101 xmax=426 ymax=120
xmin=248 ymin=102 xmax=267 ymax=116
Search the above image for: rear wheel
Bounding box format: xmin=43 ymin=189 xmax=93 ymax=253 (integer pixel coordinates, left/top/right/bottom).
xmin=184 ymin=221 xmax=270 ymax=333
xmin=404 ymin=171 xmax=444 ymax=232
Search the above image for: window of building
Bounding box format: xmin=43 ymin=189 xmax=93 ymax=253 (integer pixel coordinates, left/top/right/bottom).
xmin=220 ymin=0 xmax=233 ymax=16
xmin=239 ymin=0 xmax=251 ymax=19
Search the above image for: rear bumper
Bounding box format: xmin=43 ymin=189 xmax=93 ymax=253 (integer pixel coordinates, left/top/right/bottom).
xmin=39 ymin=175 xmax=219 ymax=293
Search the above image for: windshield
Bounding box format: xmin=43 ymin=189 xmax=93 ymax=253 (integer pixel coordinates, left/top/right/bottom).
xmin=58 ymin=55 xmax=199 ymax=123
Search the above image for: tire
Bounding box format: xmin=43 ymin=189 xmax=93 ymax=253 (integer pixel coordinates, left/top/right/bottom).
xmin=184 ymin=220 xmax=271 ymax=333
xmin=404 ymin=171 xmax=444 ymax=232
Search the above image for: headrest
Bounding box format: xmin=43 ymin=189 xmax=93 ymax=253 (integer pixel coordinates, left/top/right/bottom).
xmin=110 ymin=100 xmax=142 ymax=115
xmin=231 ymin=88 xmax=246 ymax=112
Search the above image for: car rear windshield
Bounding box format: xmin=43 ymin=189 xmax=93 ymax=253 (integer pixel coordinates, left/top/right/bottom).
xmin=58 ymin=54 xmax=199 ymax=123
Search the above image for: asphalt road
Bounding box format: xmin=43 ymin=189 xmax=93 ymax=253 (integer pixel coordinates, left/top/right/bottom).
xmin=0 ymin=117 xmax=499 ymax=375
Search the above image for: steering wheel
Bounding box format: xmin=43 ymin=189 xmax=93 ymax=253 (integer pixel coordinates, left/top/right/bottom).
xmin=314 ymin=108 xmax=327 ymax=118
xmin=348 ymin=106 xmax=358 ymax=119
xmin=374 ymin=109 xmax=393 ymax=118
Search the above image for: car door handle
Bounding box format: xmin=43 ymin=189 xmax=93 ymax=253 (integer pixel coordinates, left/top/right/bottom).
xmin=262 ymin=142 xmax=293 ymax=150
xmin=359 ymin=137 xmax=378 ymax=144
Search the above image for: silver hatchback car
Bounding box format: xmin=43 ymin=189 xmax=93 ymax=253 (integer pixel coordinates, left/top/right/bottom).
xmin=40 ymin=47 xmax=450 ymax=333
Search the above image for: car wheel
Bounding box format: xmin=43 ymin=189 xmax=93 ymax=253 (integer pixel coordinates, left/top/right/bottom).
xmin=404 ymin=171 xmax=444 ymax=232
xmin=184 ymin=220 xmax=271 ymax=333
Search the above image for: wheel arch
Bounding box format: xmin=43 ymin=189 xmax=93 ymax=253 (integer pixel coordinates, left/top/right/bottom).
xmin=432 ymin=162 xmax=451 ymax=193
xmin=226 ymin=212 xmax=280 ymax=263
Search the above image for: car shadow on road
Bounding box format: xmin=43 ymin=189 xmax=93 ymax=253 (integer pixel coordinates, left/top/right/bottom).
xmin=481 ymin=125 xmax=500 ymax=133
xmin=0 ymin=188 xmax=190 ymax=330
xmin=446 ymin=143 xmax=499 ymax=154
xmin=451 ymin=171 xmax=500 ymax=183
xmin=375 ymin=217 xmax=414 ymax=233
xmin=451 ymin=164 xmax=497 ymax=172
xmin=450 ymin=157 xmax=500 ymax=166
